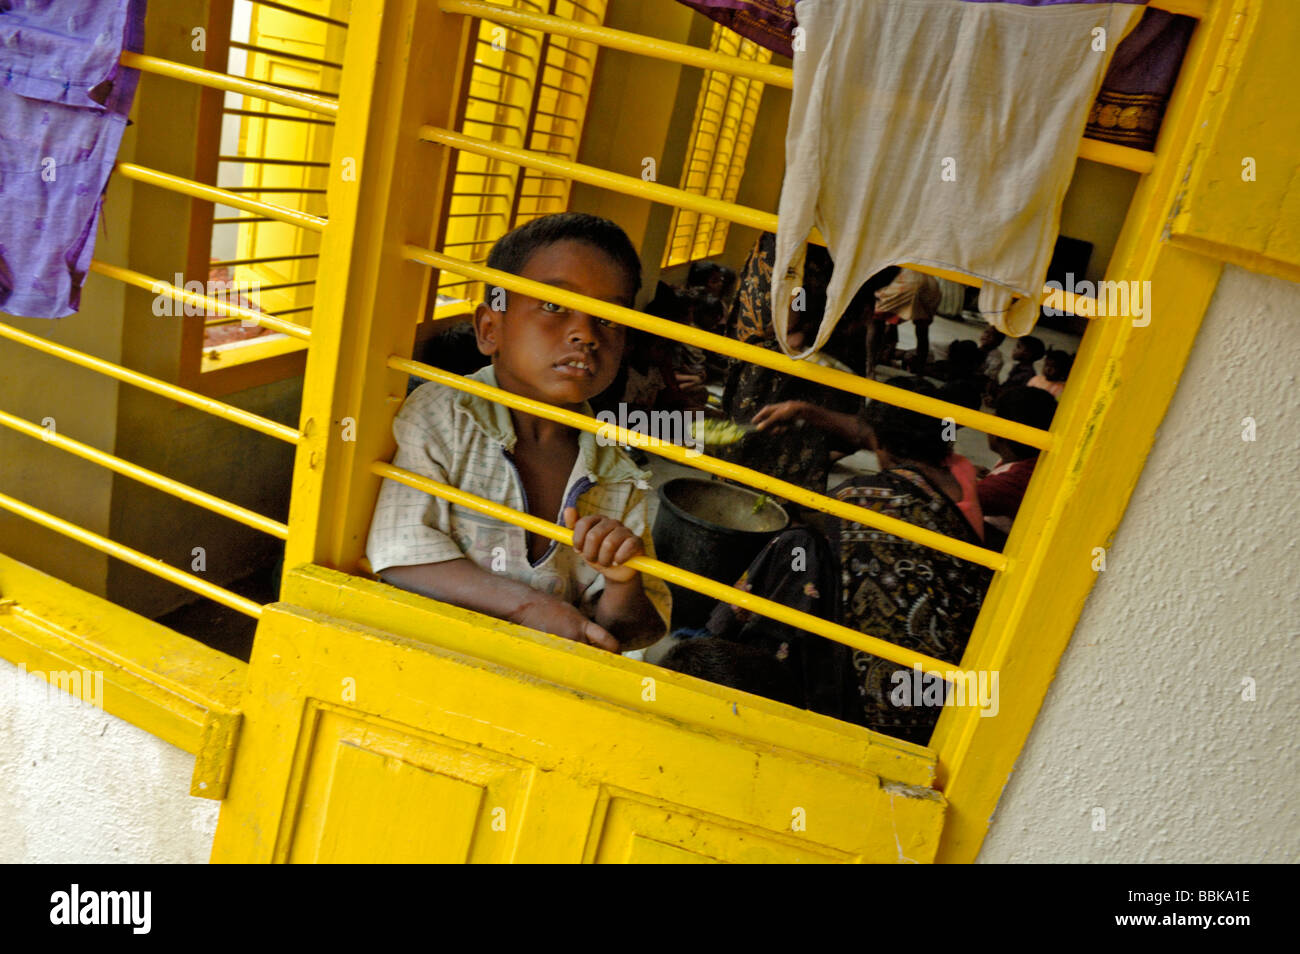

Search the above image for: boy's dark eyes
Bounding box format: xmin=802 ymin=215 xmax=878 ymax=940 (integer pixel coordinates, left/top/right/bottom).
xmin=539 ymin=300 xmax=619 ymax=329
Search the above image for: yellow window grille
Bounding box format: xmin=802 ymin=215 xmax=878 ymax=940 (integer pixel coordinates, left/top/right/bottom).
xmin=437 ymin=0 xmax=609 ymax=305
xmin=206 ymin=0 xmax=346 ymax=365
xmin=662 ymin=23 xmax=772 ymax=268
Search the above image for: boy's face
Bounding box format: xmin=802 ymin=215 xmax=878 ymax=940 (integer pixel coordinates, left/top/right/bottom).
xmin=1012 ymin=341 xmax=1032 ymax=363
xmin=979 ymin=326 xmax=999 ymax=349
xmin=474 ymin=240 xmax=633 ymax=409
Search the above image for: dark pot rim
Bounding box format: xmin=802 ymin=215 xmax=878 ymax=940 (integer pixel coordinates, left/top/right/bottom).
xmin=656 ymin=477 xmax=790 ymax=537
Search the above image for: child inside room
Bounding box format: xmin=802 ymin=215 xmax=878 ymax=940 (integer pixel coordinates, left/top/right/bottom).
xmin=366 ymin=213 xmax=671 ymax=653
xmin=1029 ymin=348 xmax=1073 ymax=399
xmin=977 ymin=386 xmax=1058 ymax=550
xmin=992 ymin=334 xmax=1046 ymax=401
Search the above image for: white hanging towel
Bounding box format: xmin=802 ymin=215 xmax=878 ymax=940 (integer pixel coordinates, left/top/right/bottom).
xmin=772 ymin=0 xmax=1147 ymax=350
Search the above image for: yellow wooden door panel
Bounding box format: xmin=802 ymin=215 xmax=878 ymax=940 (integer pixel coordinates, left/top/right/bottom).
xmin=588 ymin=789 xmax=852 ymax=864
xmin=1169 ymin=0 xmax=1300 ymax=281
xmin=287 ymin=707 xmax=531 ymax=863
xmin=212 ymin=595 xmax=946 ymax=864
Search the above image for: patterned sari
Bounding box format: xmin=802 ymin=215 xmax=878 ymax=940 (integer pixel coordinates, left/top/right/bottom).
xmin=833 ymin=468 xmax=993 ymax=744
xmin=676 ymin=468 xmax=991 ymax=746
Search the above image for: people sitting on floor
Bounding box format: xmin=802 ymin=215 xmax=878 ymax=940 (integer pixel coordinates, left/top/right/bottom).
xmin=977 ymin=324 xmax=1006 ymax=384
xmin=936 ymin=338 xmax=986 ymax=411
xmin=666 ymin=377 xmax=993 ymax=745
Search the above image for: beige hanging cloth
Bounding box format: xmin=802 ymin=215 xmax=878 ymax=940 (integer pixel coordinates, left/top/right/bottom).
xmin=771 ymin=0 xmax=1146 ymax=352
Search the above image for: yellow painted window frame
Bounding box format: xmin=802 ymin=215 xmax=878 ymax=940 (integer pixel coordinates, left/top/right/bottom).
xmin=662 ymin=22 xmax=771 ymax=268
xmin=277 ymin=0 xmax=1241 ymax=863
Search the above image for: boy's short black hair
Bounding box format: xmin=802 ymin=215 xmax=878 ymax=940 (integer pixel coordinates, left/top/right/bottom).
xmin=863 ymin=375 xmax=951 ymax=467
xmin=1017 ymin=335 xmax=1046 ymax=361
xmin=946 ymin=338 xmax=982 ymax=377
xmin=1043 ymin=348 xmax=1073 ymax=381
xmin=686 ymin=260 xmax=722 ymax=287
xmin=485 ymin=212 xmax=642 ymax=302
xmin=994 ymin=386 xmax=1057 ymax=456
xmin=686 ymin=260 xmax=737 ymax=294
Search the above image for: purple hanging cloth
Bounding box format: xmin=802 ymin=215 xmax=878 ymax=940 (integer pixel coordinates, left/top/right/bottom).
xmin=0 ymin=0 xmax=147 ymax=319
xmin=1086 ymin=6 xmax=1196 ymax=151
xmin=674 ymin=0 xmax=802 ymax=59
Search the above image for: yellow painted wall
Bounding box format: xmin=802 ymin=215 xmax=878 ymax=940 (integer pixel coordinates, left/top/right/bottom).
xmin=0 ymin=226 xmax=127 ymax=596
xmin=106 ymin=1 xmax=301 ymax=618
xmin=569 ymin=0 xmax=697 ymax=297
xmin=569 ymin=1 xmax=791 ymax=294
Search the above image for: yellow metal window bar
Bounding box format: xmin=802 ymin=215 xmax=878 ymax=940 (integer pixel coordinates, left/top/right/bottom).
xmin=114 ymin=162 xmax=327 ymax=233
xmin=0 ymin=490 xmax=262 ymax=619
xmin=120 ymin=52 xmax=339 ymax=118
xmin=0 ymin=321 xmax=301 ymax=445
xmin=88 ymin=261 xmax=312 ymax=341
xmin=370 ymin=461 xmax=958 ymax=681
xmin=403 ymin=244 xmax=1052 ymax=449
xmin=0 ymin=409 xmax=288 ymax=541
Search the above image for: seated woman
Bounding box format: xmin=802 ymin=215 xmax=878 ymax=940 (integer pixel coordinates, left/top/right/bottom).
xmin=663 ymin=377 xmax=993 ymax=745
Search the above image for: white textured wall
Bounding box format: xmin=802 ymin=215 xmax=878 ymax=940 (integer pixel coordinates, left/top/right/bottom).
xmin=980 ymin=265 xmax=1300 ymax=863
xmin=0 ymin=658 xmax=219 ymax=863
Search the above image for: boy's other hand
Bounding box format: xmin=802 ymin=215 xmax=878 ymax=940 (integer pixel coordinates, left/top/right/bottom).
xmin=564 ymin=508 xmax=643 ymax=584
xmin=510 ymin=597 xmax=620 ymax=652
xmin=753 ymin=400 xmax=813 ymax=432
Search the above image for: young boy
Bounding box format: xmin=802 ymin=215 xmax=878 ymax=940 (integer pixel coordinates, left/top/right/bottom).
xmin=365 ymin=213 xmax=671 ymax=652
xmin=1029 ymin=348 xmax=1073 ymax=399
xmin=977 ymin=385 xmax=1058 ymax=548
xmin=992 ymin=334 xmax=1045 ymax=400
xmin=977 ymin=324 xmax=1005 ymax=382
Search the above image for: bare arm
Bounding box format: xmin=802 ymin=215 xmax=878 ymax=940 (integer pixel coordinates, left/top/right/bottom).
xmin=753 ymin=400 xmax=870 ymax=451
xmin=592 ymin=576 xmax=665 ymax=651
xmin=379 ymin=559 xmax=620 ymax=651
